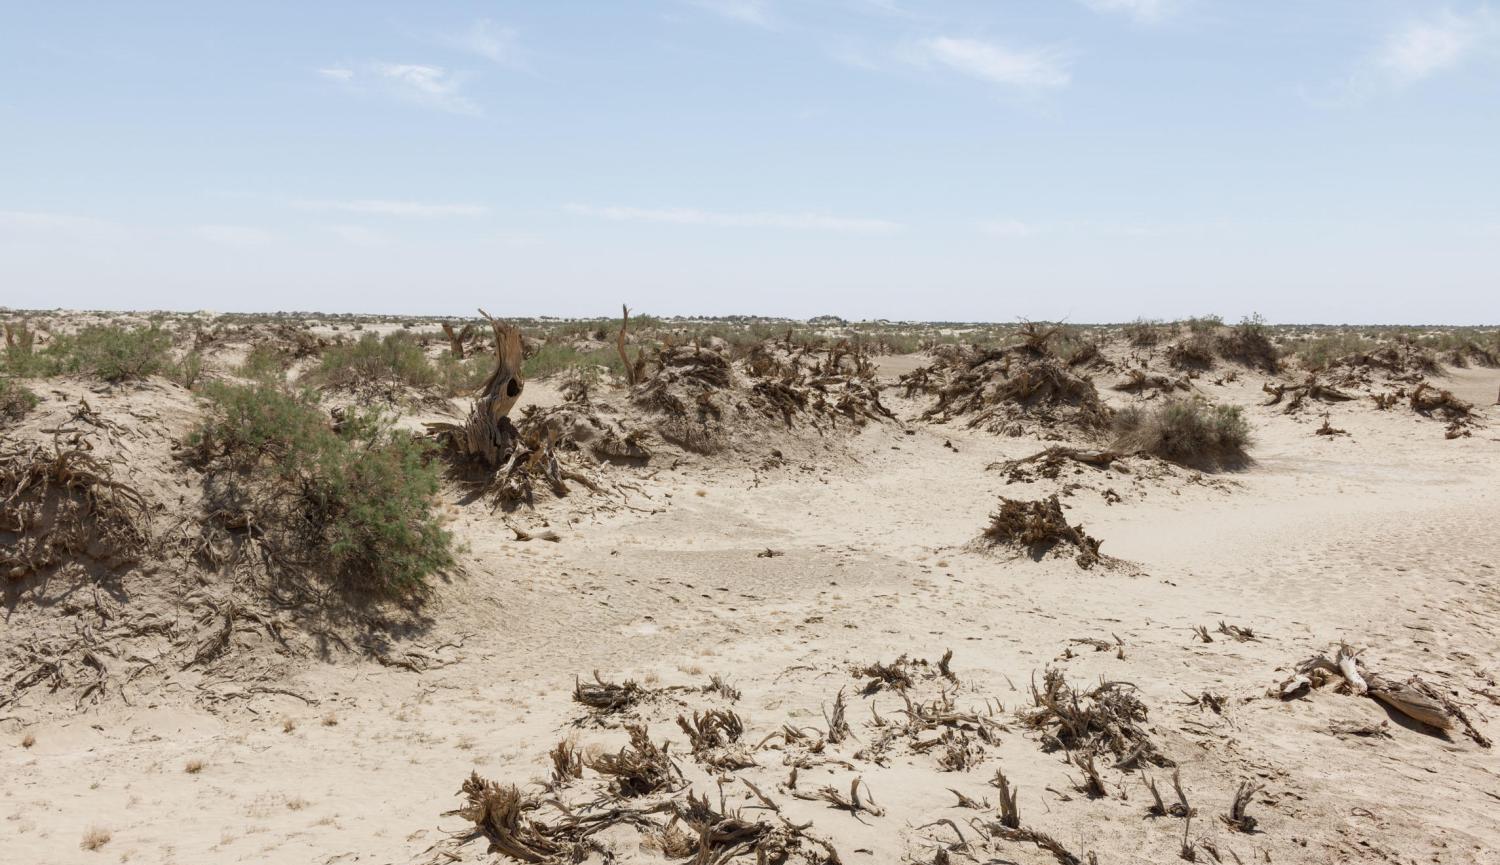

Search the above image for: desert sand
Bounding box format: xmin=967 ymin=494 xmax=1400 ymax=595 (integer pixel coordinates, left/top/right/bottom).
xmin=3 ymin=315 xmax=1499 ymax=865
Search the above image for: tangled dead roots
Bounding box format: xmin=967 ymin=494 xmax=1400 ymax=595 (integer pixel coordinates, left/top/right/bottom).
xmin=905 ymin=345 xmax=1111 ymax=436
xmin=983 ymin=495 xmax=1103 ymax=568
xmin=1 ymin=432 xmax=149 ymax=581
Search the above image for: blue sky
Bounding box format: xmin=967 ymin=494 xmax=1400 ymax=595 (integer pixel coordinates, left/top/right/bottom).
xmin=2 ymin=1 xmax=1497 ymax=322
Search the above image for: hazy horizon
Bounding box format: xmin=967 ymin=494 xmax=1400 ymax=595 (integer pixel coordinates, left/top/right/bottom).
xmin=4 ymin=1 xmax=1498 ymax=323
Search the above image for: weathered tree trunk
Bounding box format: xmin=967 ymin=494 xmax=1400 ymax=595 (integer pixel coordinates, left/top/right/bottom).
xmin=617 ymin=305 xmax=638 ymax=387
xmin=460 ymin=314 xmax=525 ymax=466
xmin=442 ymin=323 xmax=465 ymax=359
xmin=428 ymin=312 xmax=526 ymax=467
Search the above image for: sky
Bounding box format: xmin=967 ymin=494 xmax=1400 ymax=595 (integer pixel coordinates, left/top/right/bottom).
xmin=2 ymin=1 xmax=1497 ymax=323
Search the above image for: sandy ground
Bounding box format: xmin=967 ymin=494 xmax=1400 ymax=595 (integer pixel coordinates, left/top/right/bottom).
xmin=4 ymin=359 xmax=1500 ymax=865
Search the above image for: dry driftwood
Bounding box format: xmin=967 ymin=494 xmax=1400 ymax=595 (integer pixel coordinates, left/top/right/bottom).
xmin=1277 ymin=643 xmax=1491 ymax=747
xmin=1261 ymin=376 xmax=1354 ymax=414
xmin=1410 ymin=383 xmax=1472 ymax=418
xmin=1220 ymin=780 xmax=1264 ymax=833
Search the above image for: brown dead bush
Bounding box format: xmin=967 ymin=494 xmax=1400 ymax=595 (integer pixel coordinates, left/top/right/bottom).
xmin=983 ymin=495 xmax=1103 ymax=568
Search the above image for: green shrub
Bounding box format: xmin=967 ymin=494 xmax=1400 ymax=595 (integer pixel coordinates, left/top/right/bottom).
xmin=189 ymin=381 xmax=455 ymax=598
xmin=314 ymin=332 xmax=436 ymax=394
xmin=435 ymin=354 xmax=491 ymax=396
xmin=239 ymin=343 xmax=290 ymax=382
xmin=308 ymin=413 xmax=453 ymax=595
xmin=523 ymin=341 xmax=624 ymax=379
xmin=48 ymin=324 xmax=174 ymax=382
xmin=1 ymin=377 xmax=39 ymax=423
xmin=1112 ymin=398 xmax=1250 ymax=468
xmin=1 ymin=323 xmax=54 ymax=378
xmin=188 ymin=381 xmax=333 ymax=468
xmin=170 ymin=351 xmax=204 ymax=389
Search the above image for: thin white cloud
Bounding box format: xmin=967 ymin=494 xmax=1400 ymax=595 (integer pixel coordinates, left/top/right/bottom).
xmin=317 ymin=62 xmax=480 ymax=115
xmin=295 ymin=200 xmax=490 ymax=218
xmin=684 ymin=0 xmax=773 ymax=28
xmin=1309 ymin=9 xmax=1495 ymax=107
xmin=375 ymin=63 xmax=479 ymax=114
xmin=192 ymin=225 xmax=274 ymax=248
xmin=1080 ymin=0 xmax=1182 ymax=23
xmin=322 ymin=224 xmax=384 ymax=247
xmin=565 ymin=204 xmax=899 ymax=233
xmin=980 ymin=220 xmax=1033 ymax=238
xmin=1378 ymin=11 xmax=1485 ymax=84
xmin=457 ymin=19 xmax=523 ymax=67
xmin=915 ymin=37 xmax=1071 ymax=90
xmin=0 ymin=210 xmax=114 ymax=231
xmin=829 ymin=38 xmax=881 ymax=70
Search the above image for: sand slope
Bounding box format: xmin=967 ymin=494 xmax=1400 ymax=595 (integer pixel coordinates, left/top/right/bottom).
xmin=4 ymin=359 xmax=1499 ymax=865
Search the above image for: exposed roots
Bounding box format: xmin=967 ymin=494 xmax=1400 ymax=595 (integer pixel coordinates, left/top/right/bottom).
xmin=993 ymin=447 xmax=1124 ymax=484
xmin=982 ymin=495 xmax=1104 ymax=569
xmin=1021 ymin=668 xmax=1173 ymax=768
xmin=586 ymin=723 xmax=684 ymax=797
xmin=907 ymin=345 xmax=1111 ymax=436
xmin=1 ymin=430 xmax=150 ymax=581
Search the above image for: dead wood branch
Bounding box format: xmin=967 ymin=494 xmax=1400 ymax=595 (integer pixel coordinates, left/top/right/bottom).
xmin=1220 ymin=780 xmax=1264 ymax=833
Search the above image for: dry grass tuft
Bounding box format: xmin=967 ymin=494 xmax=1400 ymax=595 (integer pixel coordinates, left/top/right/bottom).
xmin=80 ymin=825 xmax=112 ymax=852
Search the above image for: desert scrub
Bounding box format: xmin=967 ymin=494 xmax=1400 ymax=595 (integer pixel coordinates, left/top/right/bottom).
xmin=169 ymin=350 xmax=204 ymax=389
xmin=435 ymin=353 xmax=491 ymax=396
xmin=1165 ymin=332 xmax=1217 ymax=370
xmin=1052 ymin=327 xmax=1104 ymax=366
xmin=1124 ymin=318 xmax=1165 ymax=347
xmin=188 ymin=381 xmax=454 ymax=598
xmin=1288 ymin=332 xmax=1380 ymax=370
xmin=523 ymin=340 xmax=625 ymax=379
xmin=313 ymin=331 xmax=436 ymax=396
xmin=1 ymin=377 xmax=39 ymax=423
xmin=2 ymin=322 xmax=53 ymax=377
xmin=1182 ymin=314 xmax=1223 ymax=335
xmin=47 ymin=324 xmax=175 ymax=382
xmin=238 ymin=343 xmax=291 ymax=382
xmin=1112 ymin=398 xmax=1250 ymax=468
xmin=1216 ymin=314 xmax=1279 ymax=373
